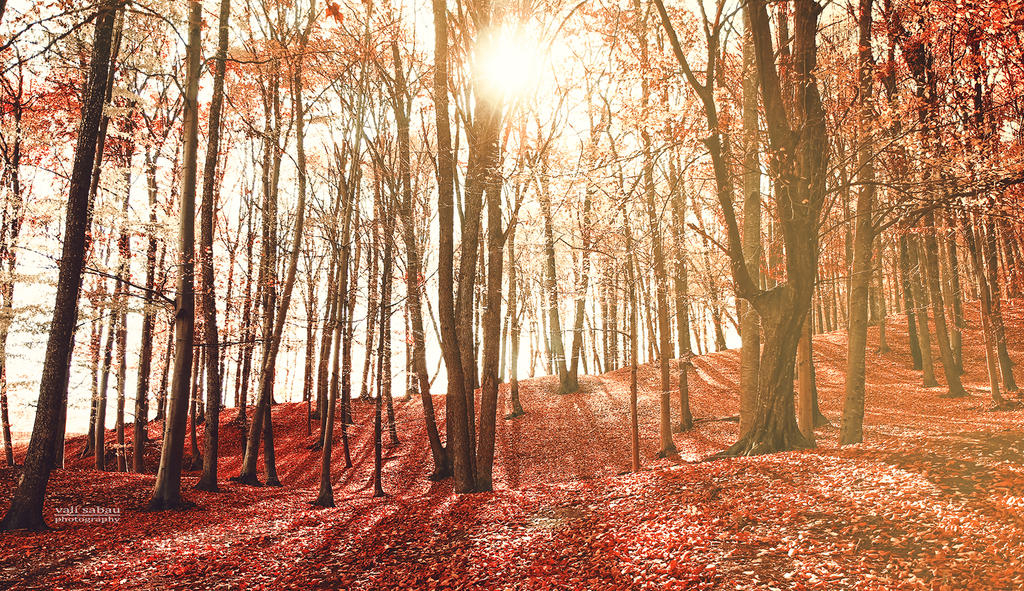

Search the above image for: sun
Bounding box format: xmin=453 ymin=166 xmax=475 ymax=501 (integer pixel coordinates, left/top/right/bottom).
xmin=475 ymin=24 xmax=545 ymax=102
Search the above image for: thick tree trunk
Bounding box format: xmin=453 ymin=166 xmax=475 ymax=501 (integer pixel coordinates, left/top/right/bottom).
xmin=0 ymin=1 xmax=119 ymax=529
xmin=476 ymin=156 xmax=504 ymax=491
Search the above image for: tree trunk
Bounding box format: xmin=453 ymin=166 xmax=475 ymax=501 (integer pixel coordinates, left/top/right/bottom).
xmin=392 ymin=40 xmax=448 ymax=478
xmin=432 ymin=0 xmax=474 ymax=494
xmin=0 ymin=1 xmax=119 ymax=529
xmin=476 ymin=152 xmax=504 ymax=492
xmin=921 ymin=210 xmax=967 ymax=397
xmin=898 ymin=235 xmax=923 ymax=369
xmin=313 ymin=146 xmax=356 ymax=507
xmin=961 ymin=211 xmax=1004 ymax=406
xmin=134 ymin=150 xmax=161 ymax=473
xmin=195 ymin=0 xmax=231 ymax=493
xmin=668 ymin=164 xmax=693 ymax=432
xmin=797 ymin=316 xmax=815 ymax=445
xmin=538 ymin=162 xmax=574 ymax=394
xmin=739 ymin=8 xmax=761 ymax=437
xmin=95 ymin=302 xmax=116 ymax=470
xmin=626 ymin=208 xmax=640 ymax=473
xmin=983 ymin=214 xmax=1018 ymax=392
xmin=909 ymin=237 xmax=938 ymax=387
xmin=149 ymin=0 xmax=200 ymax=512
xmin=840 ymin=0 xmax=875 ymax=446
xmin=507 ymin=223 xmax=525 ymax=419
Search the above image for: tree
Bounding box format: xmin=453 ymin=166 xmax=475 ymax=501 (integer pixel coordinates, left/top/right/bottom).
xmin=432 ymin=0 xmax=474 ymax=493
xmin=391 ymin=38 xmax=449 ymax=480
xmin=1 ymin=0 xmax=120 ymax=530
xmin=195 ymin=0 xmax=232 ymax=493
xmin=149 ymin=0 xmax=201 ymax=511
xmin=654 ymin=0 xmax=828 ymax=455
xmin=840 ymin=0 xmax=877 ymax=446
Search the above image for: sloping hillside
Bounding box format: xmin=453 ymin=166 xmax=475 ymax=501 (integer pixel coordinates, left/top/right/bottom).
xmin=2 ymin=301 xmax=1023 ymax=589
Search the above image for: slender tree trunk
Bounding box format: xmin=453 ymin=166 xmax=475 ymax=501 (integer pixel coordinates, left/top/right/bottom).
xmin=114 ymin=300 xmax=127 ymax=472
xmin=195 ymin=0 xmax=231 ymax=493
xmin=626 ymin=209 xmax=640 ymax=473
xmin=433 ymin=0 xmax=474 ymax=494
xmin=961 ymin=211 xmax=1004 ymax=406
xmin=149 ymin=0 xmax=200 ymax=512
xmin=983 ymin=214 xmax=1018 ymax=392
xmin=840 ymin=0 xmax=876 ymax=446
xmin=95 ymin=303 xmax=116 ymax=470
xmin=391 ymin=41 xmax=448 ymax=479
xmin=373 ymin=217 xmax=396 ymax=497
xmin=909 ymin=237 xmax=938 ymax=386
xmin=538 ymin=162 xmax=574 ymax=394
xmin=875 ymin=240 xmax=891 ymax=354
xmin=922 ymin=210 xmax=967 ymax=397
xmin=236 ymin=67 xmax=283 ymax=486
xmin=134 ymin=151 xmax=161 ymax=473
xmin=188 ymin=346 xmax=203 ymax=470
xmin=943 ymin=227 xmax=961 ymax=365
xmin=378 ymin=219 xmax=399 ymax=448
xmin=313 ymin=147 xmax=357 ymax=508
xmin=637 ymin=43 xmax=676 ymax=456
xmin=507 ymin=223 xmax=525 ymax=419
xmin=739 ymin=8 xmax=761 ymax=437
xmin=797 ymin=317 xmax=815 ymax=445
xmin=899 ymin=235 xmax=923 ymax=369
xmin=359 ymin=236 xmax=380 ymax=401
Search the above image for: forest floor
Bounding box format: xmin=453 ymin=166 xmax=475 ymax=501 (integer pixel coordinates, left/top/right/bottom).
xmin=2 ymin=301 xmax=1024 ymax=590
